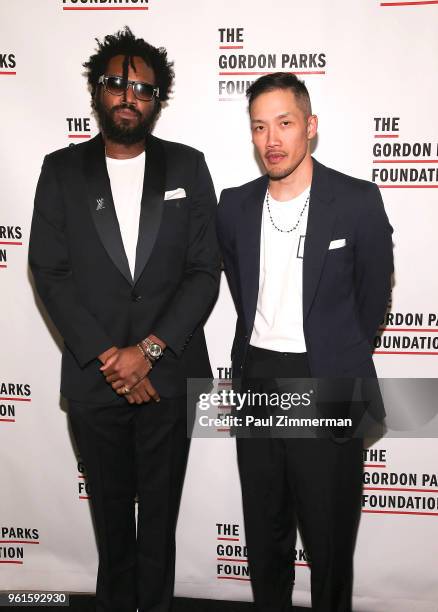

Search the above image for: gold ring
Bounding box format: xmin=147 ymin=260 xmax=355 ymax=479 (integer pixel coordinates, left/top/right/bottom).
xmin=122 ymin=386 xmax=131 ymax=395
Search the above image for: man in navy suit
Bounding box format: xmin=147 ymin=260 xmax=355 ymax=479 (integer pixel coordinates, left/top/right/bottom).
xmin=29 ymin=27 xmax=219 ymax=612
xmin=217 ymin=73 xmax=393 ymax=611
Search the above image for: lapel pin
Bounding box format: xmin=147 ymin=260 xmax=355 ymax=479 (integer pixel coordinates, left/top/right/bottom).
xmin=96 ymin=198 xmax=105 ymax=211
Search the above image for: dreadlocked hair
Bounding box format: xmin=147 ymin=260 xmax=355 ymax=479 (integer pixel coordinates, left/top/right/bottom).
xmin=83 ymin=26 xmax=174 ymax=108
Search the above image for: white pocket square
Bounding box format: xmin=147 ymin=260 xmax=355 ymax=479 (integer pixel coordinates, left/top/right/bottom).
xmin=164 ymin=188 xmax=186 ymax=200
xmin=328 ymin=239 xmax=346 ymax=250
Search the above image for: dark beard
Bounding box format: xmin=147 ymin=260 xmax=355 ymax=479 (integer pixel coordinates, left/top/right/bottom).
xmin=96 ymin=100 xmax=157 ymax=145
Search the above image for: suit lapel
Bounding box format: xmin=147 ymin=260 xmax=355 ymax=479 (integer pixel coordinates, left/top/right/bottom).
xmin=237 ymin=175 xmax=268 ymax=331
xmin=303 ymin=158 xmax=337 ymax=319
xmin=83 ymin=134 xmax=133 ymax=285
xmin=133 ymin=134 xmax=165 ymax=284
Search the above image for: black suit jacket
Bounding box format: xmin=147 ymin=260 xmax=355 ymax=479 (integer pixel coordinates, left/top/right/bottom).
xmin=217 ymin=158 xmax=393 ymax=383
xmin=29 ymin=133 xmax=220 ymax=402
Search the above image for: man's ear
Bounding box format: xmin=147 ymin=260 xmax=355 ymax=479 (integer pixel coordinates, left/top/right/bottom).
xmin=307 ymin=114 xmax=318 ymax=140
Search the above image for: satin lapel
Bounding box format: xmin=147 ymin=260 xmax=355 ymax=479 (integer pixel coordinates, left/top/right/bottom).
xmin=83 ymin=134 xmax=132 ymax=285
xmin=303 ymin=158 xmax=337 ymax=319
xmin=133 ymin=134 xmax=165 ymax=284
xmin=237 ymin=175 xmax=268 ymax=332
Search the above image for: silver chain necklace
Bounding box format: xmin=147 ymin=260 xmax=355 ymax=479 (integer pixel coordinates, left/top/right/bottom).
xmin=266 ymin=190 xmax=310 ymax=234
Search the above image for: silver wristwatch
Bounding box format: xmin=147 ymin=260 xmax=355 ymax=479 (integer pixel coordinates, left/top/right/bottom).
xmin=142 ymin=337 xmax=163 ymax=362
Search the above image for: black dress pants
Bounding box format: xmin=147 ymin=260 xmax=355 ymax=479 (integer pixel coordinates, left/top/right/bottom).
xmin=237 ymin=346 xmax=363 ymax=612
xmin=68 ymin=395 xmax=190 ymax=612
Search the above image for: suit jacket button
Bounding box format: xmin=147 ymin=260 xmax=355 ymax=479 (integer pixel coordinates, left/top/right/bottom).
xmin=131 ymin=292 xmax=142 ymax=302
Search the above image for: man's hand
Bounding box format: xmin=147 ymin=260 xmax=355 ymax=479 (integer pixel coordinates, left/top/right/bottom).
xmin=98 ymin=346 xmax=118 ymax=364
xmin=123 ymin=376 xmax=160 ymax=405
xmin=100 ymin=346 xmax=151 ymax=394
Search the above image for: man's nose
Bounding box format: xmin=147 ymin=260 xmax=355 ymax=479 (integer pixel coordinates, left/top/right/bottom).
xmin=266 ymin=127 xmax=280 ymax=147
xmin=123 ymin=83 xmax=136 ymax=105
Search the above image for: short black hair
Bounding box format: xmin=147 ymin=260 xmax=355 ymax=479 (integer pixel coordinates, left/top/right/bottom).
xmin=83 ymin=26 xmax=174 ymax=108
xmin=246 ymin=72 xmax=312 ymax=116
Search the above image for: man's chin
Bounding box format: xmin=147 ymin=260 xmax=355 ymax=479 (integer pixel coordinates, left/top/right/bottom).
xmin=108 ymin=131 xmax=146 ymax=145
xmin=267 ymin=166 xmax=295 ymax=181
xmin=103 ymin=118 xmax=149 ymax=145
xmin=114 ymin=116 xmax=140 ymax=128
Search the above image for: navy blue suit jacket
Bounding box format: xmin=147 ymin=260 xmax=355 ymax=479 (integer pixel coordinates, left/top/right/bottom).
xmin=217 ymin=158 xmax=393 ymax=384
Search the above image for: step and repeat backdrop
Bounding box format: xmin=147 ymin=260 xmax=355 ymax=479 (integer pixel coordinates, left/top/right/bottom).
xmin=1 ymin=1 xmax=438 ymax=610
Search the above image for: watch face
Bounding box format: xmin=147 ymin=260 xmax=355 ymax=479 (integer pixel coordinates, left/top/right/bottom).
xmin=148 ymin=343 xmax=162 ymax=359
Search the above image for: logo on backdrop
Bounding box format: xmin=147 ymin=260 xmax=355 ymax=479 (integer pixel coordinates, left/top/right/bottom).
xmin=374 ymin=309 xmax=438 ymax=355
xmin=216 ymin=523 xmax=249 ymax=581
xmin=77 ymin=458 xmax=90 ymax=501
xmin=0 ymin=382 xmax=31 ymax=424
xmin=0 ymin=527 xmax=39 ymax=566
xmin=372 ymin=117 xmax=438 ymax=188
xmin=216 ymin=523 xmax=310 ymax=581
xmin=66 ymin=117 xmax=92 ymax=145
xmin=62 ymin=0 xmax=149 ymax=10
xmin=0 ymin=53 xmax=16 ymax=74
xmin=0 ymin=225 xmax=23 ymax=271
xmin=363 ymin=447 xmax=438 ymax=516
xmin=217 ymin=27 xmax=326 ymax=101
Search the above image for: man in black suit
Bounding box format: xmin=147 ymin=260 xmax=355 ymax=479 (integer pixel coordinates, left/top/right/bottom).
xmin=217 ymin=73 xmax=393 ymax=611
xmin=29 ymin=27 xmax=219 ymax=612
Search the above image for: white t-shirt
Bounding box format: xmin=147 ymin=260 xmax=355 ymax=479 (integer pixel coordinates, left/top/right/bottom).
xmin=250 ymin=186 xmax=310 ymax=353
xmin=106 ymin=151 xmax=145 ymax=279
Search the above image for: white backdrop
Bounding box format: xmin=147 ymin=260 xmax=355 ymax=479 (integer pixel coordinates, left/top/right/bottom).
xmin=1 ymin=1 xmax=438 ymax=610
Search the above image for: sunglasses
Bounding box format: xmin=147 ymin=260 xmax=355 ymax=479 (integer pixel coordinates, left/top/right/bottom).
xmin=98 ymin=75 xmax=160 ymax=102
